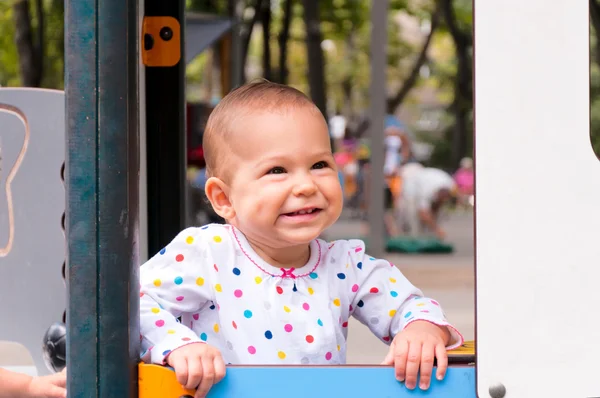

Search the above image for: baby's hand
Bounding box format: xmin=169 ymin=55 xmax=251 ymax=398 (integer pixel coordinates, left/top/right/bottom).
xmin=166 ymin=342 xmax=226 ymax=398
xmin=382 ymin=320 xmax=450 ymax=390
xmin=26 ymin=369 xmax=67 ymax=398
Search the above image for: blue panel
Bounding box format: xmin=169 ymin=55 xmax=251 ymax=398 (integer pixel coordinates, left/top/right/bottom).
xmin=206 ymin=367 xmax=476 ymax=398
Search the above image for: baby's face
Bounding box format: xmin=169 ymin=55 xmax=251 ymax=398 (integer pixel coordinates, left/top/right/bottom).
xmin=225 ymin=106 xmax=343 ymax=248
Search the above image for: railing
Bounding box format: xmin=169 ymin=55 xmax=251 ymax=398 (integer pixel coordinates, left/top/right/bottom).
xmin=138 ymin=342 xmax=476 ymax=397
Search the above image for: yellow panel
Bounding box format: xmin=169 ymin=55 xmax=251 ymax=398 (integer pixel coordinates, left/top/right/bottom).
xmin=450 ymin=340 xmax=475 ymax=356
xmin=138 ymin=363 xmax=195 ymax=398
xmin=141 ymin=17 xmax=181 ymax=67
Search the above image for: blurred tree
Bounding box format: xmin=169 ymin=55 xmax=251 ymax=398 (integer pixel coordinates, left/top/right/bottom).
xmin=13 ymin=0 xmax=44 ymax=87
xmin=319 ymin=0 xmax=370 ymax=115
xmin=277 ymin=0 xmax=293 ymax=84
xmin=0 ymin=3 xmax=20 ymax=87
xmin=387 ymin=1 xmax=441 ymax=114
xmin=241 ymin=0 xmax=264 ymax=78
xmin=427 ymin=0 xmax=472 ymax=168
xmin=302 ymin=0 xmax=327 ymax=117
xmin=260 ymin=0 xmax=272 ymax=80
xmin=441 ymin=0 xmax=471 ymax=167
xmin=46 ymin=0 xmax=64 ymax=88
xmin=187 ymin=0 xmax=227 ymax=14
xmin=0 ymin=0 xmax=64 ymax=88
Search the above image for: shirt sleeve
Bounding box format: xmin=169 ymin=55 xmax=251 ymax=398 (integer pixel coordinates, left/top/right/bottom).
xmin=347 ymin=240 xmax=463 ymax=349
xmin=140 ymin=227 xmax=215 ymax=364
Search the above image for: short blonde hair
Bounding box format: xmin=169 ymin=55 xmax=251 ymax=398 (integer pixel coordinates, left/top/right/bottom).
xmin=202 ymin=80 xmax=318 ymax=179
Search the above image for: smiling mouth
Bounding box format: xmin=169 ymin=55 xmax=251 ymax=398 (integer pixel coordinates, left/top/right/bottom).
xmin=284 ymin=208 xmax=322 ymax=216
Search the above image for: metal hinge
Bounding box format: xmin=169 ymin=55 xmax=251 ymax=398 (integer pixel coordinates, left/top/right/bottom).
xmin=141 ymin=16 xmax=181 ymax=67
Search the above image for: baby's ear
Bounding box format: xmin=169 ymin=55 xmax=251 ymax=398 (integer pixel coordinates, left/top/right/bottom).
xmin=205 ymin=177 xmax=235 ymax=220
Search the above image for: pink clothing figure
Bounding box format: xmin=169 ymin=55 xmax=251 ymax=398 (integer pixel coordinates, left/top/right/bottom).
xmin=454 ymin=169 xmax=473 ymax=193
xmin=334 ymin=151 xmax=352 ymax=168
xmin=454 ymin=157 xmax=474 ymax=195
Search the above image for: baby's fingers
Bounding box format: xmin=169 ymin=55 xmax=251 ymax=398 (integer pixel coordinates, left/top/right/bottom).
xmin=170 ymin=356 xmax=190 ymax=387
xmin=185 ymin=358 xmax=204 ymax=390
xmin=418 ymin=343 xmax=435 ymax=390
xmin=381 ymin=340 xmax=396 ymax=365
xmin=213 ymin=354 xmax=227 ymax=383
xmin=391 ymin=339 xmax=408 ymax=381
xmin=195 ymin=355 xmax=216 ymax=398
xmin=435 ymin=342 xmax=448 ymax=381
xmin=404 ymin=342 xmax=422 ymax=390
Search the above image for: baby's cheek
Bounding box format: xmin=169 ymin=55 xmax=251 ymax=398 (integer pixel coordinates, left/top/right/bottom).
xmin=237 ymin=199 xmax=274 ymax=227
xmin=260 ymin=188 xmax=289 ymax=212
xmin=325 ymin=184 xmax=344 ymax=216
xmin=323 ymin=176 xmax=343 ymax=199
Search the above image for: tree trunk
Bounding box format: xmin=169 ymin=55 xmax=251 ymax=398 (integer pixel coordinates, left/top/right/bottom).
xmin=34 ymin=0 xmax=44 ymax=81
xmin=301 ymin=0 xmax=327 ymax=117
xmin=13 ymin=0 xmax=43 ymax=87
xmin=261 ymin=0 xmax=272 ymax=80
xmin=228 ymin=0 xmax=245 ymax=87
xmin=51 ymin=0 xmax=64 ymax=78
xmin=590 ymin=0 xmax=600 ymax=68
xmin=387 ymin=5 xmax=440 ymax=114
xmin=441 ymin=0 xmax=472 ymax=166
xmin=278 ymin=0 xmax=292 ymax=84
xmin=241 ymin=0 xmax=264 ymax=81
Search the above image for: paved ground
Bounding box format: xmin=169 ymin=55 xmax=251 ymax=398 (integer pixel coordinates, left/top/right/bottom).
xmin=0 ymin=209 xmax=475 ymax=370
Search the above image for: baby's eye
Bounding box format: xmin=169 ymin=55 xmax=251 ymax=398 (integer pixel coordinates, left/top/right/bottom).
xmin=267 ymin=166 xmax=286 ymax=175
xmin=312 ymin=161 xmax=329 ymax=170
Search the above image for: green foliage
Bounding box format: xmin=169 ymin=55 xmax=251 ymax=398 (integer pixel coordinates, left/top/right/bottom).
xmin=0 ymin=0 xmax=64 ymax=88
xmin=186 ymin=0 xmax=228 ymax=14
xmin=42 ymin=0 xmax=65 ymax=89
xmin=0 ymin=3 xmax=20 ymax=87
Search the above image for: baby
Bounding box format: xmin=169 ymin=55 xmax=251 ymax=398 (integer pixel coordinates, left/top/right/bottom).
xmin=139 ymin=81 xmax=463 ymax=397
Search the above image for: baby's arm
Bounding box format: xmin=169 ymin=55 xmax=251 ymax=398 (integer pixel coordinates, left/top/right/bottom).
xmin=345 ymin=240 xmax=463 ymax=390
xmin=0 ymin=369 xmax=66 ymax=398
xmin=347 ymin=241 xmax=463 ymax=348
xmin=140 ymin=228 xmax=215 ymax=365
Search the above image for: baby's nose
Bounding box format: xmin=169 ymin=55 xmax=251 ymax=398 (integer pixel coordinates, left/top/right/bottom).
xmin=292 ymin=174 xmax=318 ymax=196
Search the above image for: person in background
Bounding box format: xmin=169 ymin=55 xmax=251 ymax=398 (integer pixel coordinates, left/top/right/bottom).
xmin=0 ymin=368 xmax=66 ymax=398
xmin=396 ymin=162 xmax=425 ymax=233
xmin=382 ymin=126 xmax=406 ymax=237
xmin=400 ymin=166 xmax=456 ymax=240
xmin=453 ymin=157 xmax=474 ymax=208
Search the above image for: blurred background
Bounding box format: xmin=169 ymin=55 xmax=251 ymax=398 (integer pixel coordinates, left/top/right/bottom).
xmin=1 ymin=0 xmax=599 ymax=365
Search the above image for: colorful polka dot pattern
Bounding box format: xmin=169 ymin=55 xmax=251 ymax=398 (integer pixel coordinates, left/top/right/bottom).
xmin=139 ymin=225 xmax=459 ymax=366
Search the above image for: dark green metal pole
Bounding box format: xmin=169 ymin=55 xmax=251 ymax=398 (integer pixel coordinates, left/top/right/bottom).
xmin=145 ymin=0 xmax=187 ymax=255
xmin=65 ymin=0 xmax=140 ymax=396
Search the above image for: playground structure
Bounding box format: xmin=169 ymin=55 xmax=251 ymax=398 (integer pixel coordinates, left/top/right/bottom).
xmin=1 ymin=0 xmax=600 ymax=397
